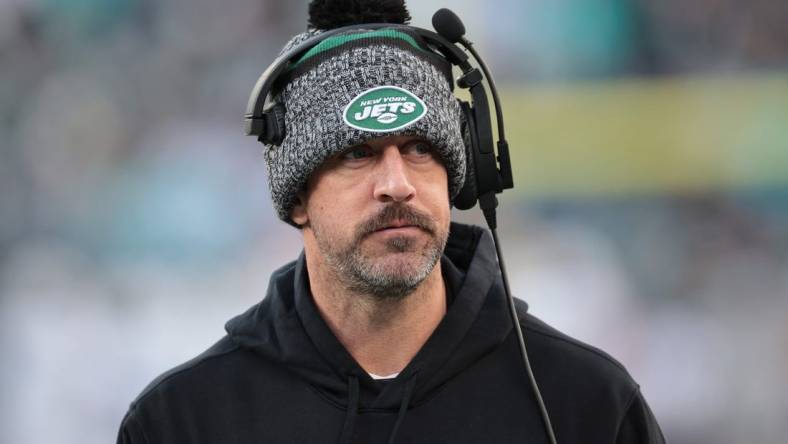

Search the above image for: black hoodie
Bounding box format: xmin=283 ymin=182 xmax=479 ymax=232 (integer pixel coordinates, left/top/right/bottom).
xmin=117 ymin=223 xmax=665 ymax=443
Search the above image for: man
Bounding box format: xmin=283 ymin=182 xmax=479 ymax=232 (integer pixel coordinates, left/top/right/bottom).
xmin=118 ymin=1 xmax=665 ymax=443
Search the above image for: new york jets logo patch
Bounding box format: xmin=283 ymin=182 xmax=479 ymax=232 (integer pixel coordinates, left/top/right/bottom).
xmin=343 ymin=86 xmax=427 ymax=132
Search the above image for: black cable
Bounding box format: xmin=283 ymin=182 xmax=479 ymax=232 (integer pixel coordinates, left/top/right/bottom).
xmin=490 ymin=227 xmax=558 ymax=444
xmin=432 ymin=10 xmax=552 ymax=439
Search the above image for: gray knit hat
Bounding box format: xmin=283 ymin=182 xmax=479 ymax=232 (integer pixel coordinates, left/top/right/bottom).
xmin=263 ymin=26 xmax=465 ymax=225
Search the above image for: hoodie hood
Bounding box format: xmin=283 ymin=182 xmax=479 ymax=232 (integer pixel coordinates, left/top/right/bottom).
xmin=225 ymin=222 xmax=523 ymax=411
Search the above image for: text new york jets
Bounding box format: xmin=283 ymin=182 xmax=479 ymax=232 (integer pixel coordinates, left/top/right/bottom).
xmin=343 ymin=86 xmax=427 ymax=132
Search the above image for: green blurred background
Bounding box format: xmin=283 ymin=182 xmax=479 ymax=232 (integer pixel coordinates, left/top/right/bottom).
xmin=507 ymin=75 xmax=788 ymax=197
xmin=1 ymin=1 xmax=787 ymax=443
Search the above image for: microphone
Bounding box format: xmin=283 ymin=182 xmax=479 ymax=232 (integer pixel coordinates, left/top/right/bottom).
xmin=432 ymin=8 xmax=466 ymax=44
xmin=431 ymin=8 xmax=512 ymax=189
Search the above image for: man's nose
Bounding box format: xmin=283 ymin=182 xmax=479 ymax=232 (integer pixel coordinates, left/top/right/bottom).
xmin=372 ymin=145 xmax=416 ymax=203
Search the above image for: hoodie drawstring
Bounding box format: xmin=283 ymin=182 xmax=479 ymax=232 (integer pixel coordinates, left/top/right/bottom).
xmin=337 ymin=374 xmax=416 ymax=444
xmin=338 ymin=375 xmax=360 ymax=444
xmin=387 ymin=376 xmax=417 ymax=444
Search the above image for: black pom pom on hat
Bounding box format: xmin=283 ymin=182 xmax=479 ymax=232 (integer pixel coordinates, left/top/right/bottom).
xmin=308 ymin=0 xmax=411 ymax=30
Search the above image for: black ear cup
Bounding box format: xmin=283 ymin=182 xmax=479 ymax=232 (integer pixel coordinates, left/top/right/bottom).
xmin=453 ymin=101 xmax=479 ymax=210
xmin=259 ymin=103 xmax=287 ymax=146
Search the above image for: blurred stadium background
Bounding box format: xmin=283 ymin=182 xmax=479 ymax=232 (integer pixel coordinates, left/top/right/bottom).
xmin=1 ymin=0 xmax=787 ymax=443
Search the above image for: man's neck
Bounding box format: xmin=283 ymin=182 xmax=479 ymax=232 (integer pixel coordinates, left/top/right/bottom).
xmin=305 ymin=254 xmax=447 ymax=377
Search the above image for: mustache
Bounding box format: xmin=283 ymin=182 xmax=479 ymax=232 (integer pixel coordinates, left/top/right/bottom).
xmin=356 ymin=204 xmax=437 ymax=237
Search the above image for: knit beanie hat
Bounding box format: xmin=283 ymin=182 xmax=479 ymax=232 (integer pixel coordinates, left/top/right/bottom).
xmin=262 ymin=0 xmax=465 ymax=225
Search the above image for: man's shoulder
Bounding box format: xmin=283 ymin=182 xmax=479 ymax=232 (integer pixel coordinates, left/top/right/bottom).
xmin=129 ymin=336 xmax=243 ymax=409
xmin=508 ymin=301 xmax=665 ymax=443
xmin=513 ymin=299 xmax=639 ymax=395
xmin=119 ymin=333 xmax=307 ymax=443
xmin=119 ymin=337 xmax=249 ymax=442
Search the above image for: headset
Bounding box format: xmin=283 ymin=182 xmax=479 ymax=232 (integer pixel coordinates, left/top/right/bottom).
xmin=244 ymin=10 xmax=513 ymax=216
xmin=244 ymin=8 xmax=557 ymax=444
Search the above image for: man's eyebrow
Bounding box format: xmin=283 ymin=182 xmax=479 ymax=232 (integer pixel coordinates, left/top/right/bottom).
xmin=403 ymin=138 xmax=432 ymax=146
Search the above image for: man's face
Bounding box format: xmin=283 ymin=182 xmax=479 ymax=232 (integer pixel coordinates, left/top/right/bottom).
xmin=291 ymin=135 xmax=451 ymax=299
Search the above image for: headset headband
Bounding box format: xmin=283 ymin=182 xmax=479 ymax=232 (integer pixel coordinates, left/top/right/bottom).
xmin=244 ymin=23 xmax=470 ymax=137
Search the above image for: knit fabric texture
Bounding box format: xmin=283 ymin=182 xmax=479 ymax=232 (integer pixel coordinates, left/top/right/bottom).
xmin=263 ymin=28 xmax=465 ymax=225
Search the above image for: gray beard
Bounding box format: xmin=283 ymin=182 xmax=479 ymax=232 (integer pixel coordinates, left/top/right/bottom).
xmin=313 ymin=205 xmax=448 ymax=300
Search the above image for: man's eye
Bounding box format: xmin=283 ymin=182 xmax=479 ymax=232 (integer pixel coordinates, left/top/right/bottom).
xmin=404 ymin=141 xmax=434 ymax=157
xmin=342 ymin=146 xmax=372 ymax=161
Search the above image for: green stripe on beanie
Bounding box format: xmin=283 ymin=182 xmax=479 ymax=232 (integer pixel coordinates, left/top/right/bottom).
xmin=291 ymin=29 xmax=427 ymax=69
